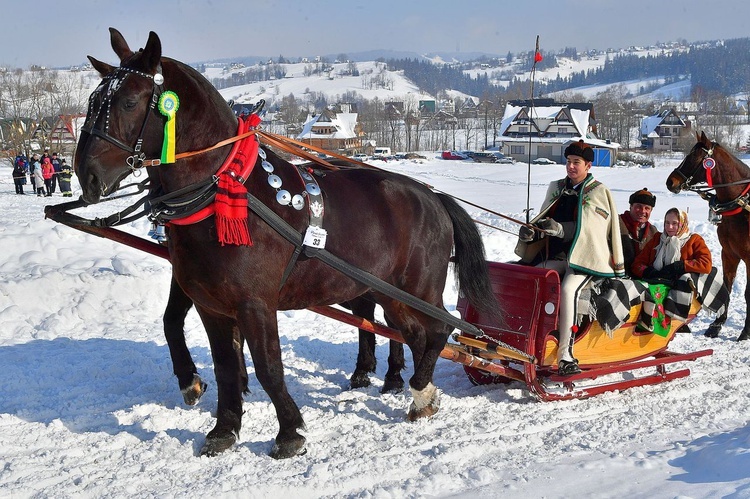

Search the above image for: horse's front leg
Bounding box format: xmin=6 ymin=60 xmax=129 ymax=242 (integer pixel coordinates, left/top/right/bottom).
xmin=348 ymin=298 xmax=377 ymax=389
xmin=195 ymin=309 xmax=246 ymax=457
xmin=238 ymin=302 xmax=306 ymax=459
xmin=383 ymin=337 xmax=405 ymax=394
xmin=163 ymin=277 xmax=206 ymax=405
xmin=706 ymin=250 xmax=738 ymax=338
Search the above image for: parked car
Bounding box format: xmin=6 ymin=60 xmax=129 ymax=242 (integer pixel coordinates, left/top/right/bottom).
xmin=405 ymin=152 xmax=426 ymax=160
xmin=472 ymin=152 xmax=499 ymax=163
xmin=472 ymin=152 xmax=515 ymax=164
xmin=351 ymin=153 xmax=368 ymax=161
xmin=441 ymin=150 xmax=468 ymax=160
xmin=531 ymin=157 xmax=557 ymax=165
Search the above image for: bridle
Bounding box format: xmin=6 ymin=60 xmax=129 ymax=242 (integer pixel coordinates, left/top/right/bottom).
xmin=80 ymin=65 xmax=165 ymax=172
xmin=672 ymin=140 xmax=750 ymax=220
xmin=671 ymin=141 xmax=716 ymax=191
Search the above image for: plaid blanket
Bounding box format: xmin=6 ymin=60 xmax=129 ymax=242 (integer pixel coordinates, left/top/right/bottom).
xmin=577 ymin=266 xmax=729 ymax=334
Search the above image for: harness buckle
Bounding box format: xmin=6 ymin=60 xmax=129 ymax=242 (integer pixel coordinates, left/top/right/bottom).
xmin=708 ymin=208 xmax=722 ymax=225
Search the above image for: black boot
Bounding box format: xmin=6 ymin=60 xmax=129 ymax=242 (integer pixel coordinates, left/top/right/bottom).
xmin=558 ymin=359 xmax=581 ymax=376
xmin=704 ymin=324 xmax=721 ymax=338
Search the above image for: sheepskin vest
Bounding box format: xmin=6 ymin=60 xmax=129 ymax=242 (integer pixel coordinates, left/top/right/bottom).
xmin=515 ymin=174 xmax=625 ymax=278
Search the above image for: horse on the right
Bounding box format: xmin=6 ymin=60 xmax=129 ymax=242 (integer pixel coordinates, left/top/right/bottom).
xmin=666 ymin=131 xmax=750 ymax=340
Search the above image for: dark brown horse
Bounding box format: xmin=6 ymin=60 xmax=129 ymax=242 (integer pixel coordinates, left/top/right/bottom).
xmin=666 ymin=131 xmax=750 ymax=340
xmin=74 ymin=28 xmax=497 ymax=458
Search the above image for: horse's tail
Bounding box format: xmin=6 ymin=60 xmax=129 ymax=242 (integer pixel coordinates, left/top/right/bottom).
xmin=436 ymin=193 xmax=501 ymax=319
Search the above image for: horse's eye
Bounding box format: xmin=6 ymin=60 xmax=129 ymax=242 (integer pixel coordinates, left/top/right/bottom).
xmin=123 ymin=99 xmax=138 ymax=110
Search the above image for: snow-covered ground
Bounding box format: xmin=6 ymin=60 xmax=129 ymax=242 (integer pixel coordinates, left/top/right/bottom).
xmin=2 ymin=153 xmax=750 ymax=498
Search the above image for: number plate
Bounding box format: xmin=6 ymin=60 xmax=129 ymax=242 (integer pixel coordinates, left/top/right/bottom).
xmin=303 ymin=226 xmax=327 ymax=249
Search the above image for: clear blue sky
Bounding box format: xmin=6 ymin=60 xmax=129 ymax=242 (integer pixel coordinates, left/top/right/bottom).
xmin=3 ymin=0 xmax=749 ymax=68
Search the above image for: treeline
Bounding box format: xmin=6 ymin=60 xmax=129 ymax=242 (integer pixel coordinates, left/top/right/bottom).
xmin=389 ymin=38 xmax=750 ymax=100
xmin=385 ymin=59 xmax=492 ymax=97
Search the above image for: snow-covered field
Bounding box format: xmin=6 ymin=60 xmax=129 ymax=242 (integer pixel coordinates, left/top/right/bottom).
xmin=2 ymin=154 xmax=750 ymax=498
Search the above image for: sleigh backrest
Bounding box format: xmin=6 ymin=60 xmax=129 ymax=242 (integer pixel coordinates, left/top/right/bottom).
xmin=456 ymin=261 xmax=560 ymax=354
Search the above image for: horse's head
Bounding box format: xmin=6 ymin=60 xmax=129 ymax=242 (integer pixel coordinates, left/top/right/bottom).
xmin=666 ymin=131 xmax=715 ymax=194
xmin=75 ymin=28 xmax=165 ymax=204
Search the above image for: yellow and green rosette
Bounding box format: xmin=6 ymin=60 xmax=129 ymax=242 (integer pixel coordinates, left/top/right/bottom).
xmin=158 ymin=91 xmax=180 ymax=164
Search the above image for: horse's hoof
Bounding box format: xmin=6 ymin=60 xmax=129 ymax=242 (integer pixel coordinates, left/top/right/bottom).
xmin=199 ymin=430 xmax=237 ymax=457
xmin=407 ymin=382 xmax=439 ymax=421
xmin=349 ymin=371 xmax=371 ymax=389
xmin=181 ymin=374 xmax=207 ymax=406
xmin=381 ymin=374 xmax=404 ymax=394
xmin=704 ymin=326 xmax=721 ymax=338
xmin=737 ymin=331 xmax=750 ymax=341
xmin=270 ymin=434 xmax=306 ymax=459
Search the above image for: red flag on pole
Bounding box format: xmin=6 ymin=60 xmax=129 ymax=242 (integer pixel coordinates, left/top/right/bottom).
xmin=534 ymin=51 xmax=543 ymax=63
xmin=534 ymin=35 xmax=543 ymax=63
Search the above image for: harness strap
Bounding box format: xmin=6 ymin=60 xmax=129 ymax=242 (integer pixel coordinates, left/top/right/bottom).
xmin=43 ymin=179 xmax=153 ymax=228
xmin=245 ymin=192 xmax=528 ymax=351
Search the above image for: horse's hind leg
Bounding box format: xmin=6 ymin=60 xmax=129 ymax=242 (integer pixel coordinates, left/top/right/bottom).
xmin=706 ymin=251 xmax=738 ymax=338
xmin=384 ymin=302 xmax=450 ymax=420
xmin=163 ymin=277 xmax=206 ymax=405
xmin=406 ymin=317 xmax=450 ymax=421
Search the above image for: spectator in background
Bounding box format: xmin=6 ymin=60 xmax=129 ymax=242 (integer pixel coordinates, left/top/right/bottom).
xmin=32 ymin=155 xmax=44 ymax=196
xmin=12 ymin=157 xmax=27 ymax=194
xmin=58 ymin=159 xmax=73 ymax=197
xmin=50 ymin=152 xmax=62 ymax=194
xmin=41 ymin=156 xmax=55 ymax=196
xmin=40 ymin=148 xmax=51 ymax=164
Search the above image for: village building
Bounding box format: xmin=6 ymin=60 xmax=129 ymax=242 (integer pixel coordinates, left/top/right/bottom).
xmin=296 ymin=108 xmax=364 ymax=155
xmin=499 ymin=99 xmax=620 ymax=166
xmin=639 ymin=108 xmax=693 ymax=152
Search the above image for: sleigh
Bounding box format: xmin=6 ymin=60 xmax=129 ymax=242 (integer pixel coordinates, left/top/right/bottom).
xmin=454 ymin=261 xmax=711 ymax=400
xmin=44 ymin=201 xmax=712 ymax=402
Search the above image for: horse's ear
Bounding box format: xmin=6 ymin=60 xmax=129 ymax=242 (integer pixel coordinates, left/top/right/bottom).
xmin=141 ymin=31 xmax=162 ymax=74
xmin=88 ymin=55 xmax=115 ymax=77
xmin=109 ymin=27 xmax=134 ymax=62
xmin=700 ymin=130 xmax=708 ymax=144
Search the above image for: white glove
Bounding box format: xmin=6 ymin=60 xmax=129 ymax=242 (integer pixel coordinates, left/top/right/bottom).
xmin=537 ymin=218 xmax=564 ymax=238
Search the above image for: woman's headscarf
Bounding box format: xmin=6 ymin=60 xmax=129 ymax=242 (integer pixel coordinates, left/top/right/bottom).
xmin=653 ymin=208 xmax=690 ymax=270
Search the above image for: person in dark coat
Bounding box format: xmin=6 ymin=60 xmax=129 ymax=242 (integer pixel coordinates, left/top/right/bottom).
xmin=58 ymin=159 xmax=73 ymax=197
xmin=619 ymin=188 xmax=658 ymax=276
xmin=12 ymin=158 xmax=27 ymax=194
xmin=50 ymin=152 xmax=62 ymax=194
